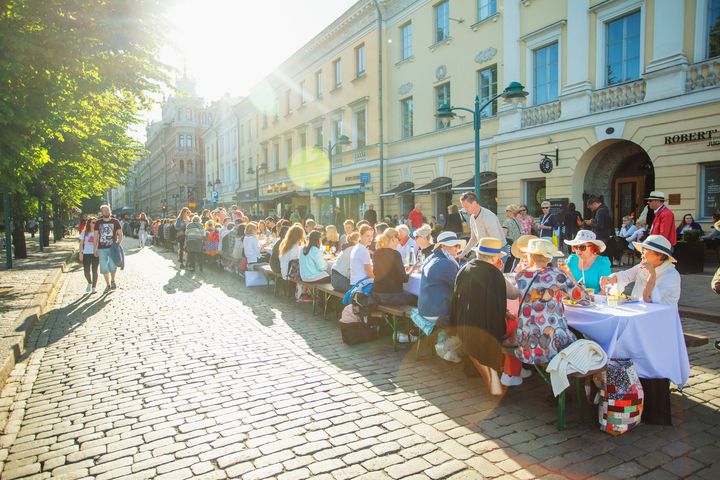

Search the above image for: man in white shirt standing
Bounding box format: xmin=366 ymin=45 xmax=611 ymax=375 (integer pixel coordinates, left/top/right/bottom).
xmin=456 ymin=192 xmax=506 ymax=262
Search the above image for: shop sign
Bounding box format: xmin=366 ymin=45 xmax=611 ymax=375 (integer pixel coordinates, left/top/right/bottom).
xmin=546 ymin=198 xmax=568 ymax=216
xmin=664 ymin=129 xmax=718 ymax=146
xmin=359 ymin=173 xmax=371 ymax=184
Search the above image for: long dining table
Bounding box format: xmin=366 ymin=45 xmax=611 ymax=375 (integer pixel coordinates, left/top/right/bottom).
xmin=403 ymin=272 xmax=690 ymax=386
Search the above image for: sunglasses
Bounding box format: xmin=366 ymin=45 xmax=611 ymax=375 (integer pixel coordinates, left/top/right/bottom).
xmin=542 ymin=207 xmax=550 ymax=209
xmin=572 ymin=245 xmax=589 ymax=252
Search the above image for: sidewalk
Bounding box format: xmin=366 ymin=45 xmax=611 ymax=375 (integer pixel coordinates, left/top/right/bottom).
xmin=679 ymin=265 xmax=719 ymax=322
xmin=0 ymin=234 xmax=77 ymax=383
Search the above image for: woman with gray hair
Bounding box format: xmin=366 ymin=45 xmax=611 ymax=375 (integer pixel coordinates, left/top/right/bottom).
xmin=413 ymin=224 xmax=434 ymax=262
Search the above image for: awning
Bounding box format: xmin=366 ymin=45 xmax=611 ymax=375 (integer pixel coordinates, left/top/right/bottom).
xmin=412 ymin=177 xmax=452 ymax=195
xmin=451 ymin=172 xmax=498 ymax=193
xmin=313 ymin=186 xmax=370 ymax=197
xmin=259 ymin=191 xmax=309 ymax=203
xmin=379 ymin=181 xmax=415 ymax=199
xmin=235 ymin=187 xmax=258 ymax=203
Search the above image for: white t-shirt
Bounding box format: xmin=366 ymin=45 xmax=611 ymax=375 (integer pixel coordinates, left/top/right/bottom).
xmin=350 ymin=244 xmax=372 ymax=285
xmin=332 ymin=246 xmax=353 ymax=278
xmin=280 ymin=245 xmax=301 ymax=278
xmin=79 ymin=231 xmax=96 ymax=254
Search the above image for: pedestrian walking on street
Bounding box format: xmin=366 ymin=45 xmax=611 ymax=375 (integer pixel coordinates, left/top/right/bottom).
xmin=175 ymin=207 xmax=191 ymax=266
xmin=79 ymin=216 xmax=99 ymax=293
xmin=136 ymin=212 xmax=149 ymax=248
xmin=457 ymin=192 xmax=506 ymax=263
xmin=584 ymin=196 xmax=614 ymax=257
xmin=93 ymin=205 xmax=123 ymax=292
xmin=363 ymin=204 xmax=377 ymax=227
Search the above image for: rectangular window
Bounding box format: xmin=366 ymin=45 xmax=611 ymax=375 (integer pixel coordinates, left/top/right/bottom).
xmin=272 ymin=143 xmax=279 ymax=170
xmin=179 ymin=160 xmax=184 ymax=174
xmin=239 ymin=125 xmax=244 ymax=145
xmin=400 ymin=22 xmax=413 ymax=60
xmin=314 ymin=125 xmax=324 ymax=148
xmin=477 ymin=0 xmax=496 ymax=21
xmin=356 ymin=44 xmax=366 ymax=76
xmin=434 ymin=1 xmax=449 ymax=43
xmin=263 ymin=113 xmax=268 ymax=128
xmin=435 ymin=83 xmax=451 ymax=130
xmin=334 ymin=59 xmax=342 ymax=88
xmin=354 ymin=109 xmax=366 ymax=148
xmin=709 ymin=0 xmax=720 ymax=58
xmin=300 ymin=81 xmax=306 ymax=105
xmin=401 ymin=97 xmax=414 ymax=139
xmin=299 ymin=131 xmax=307 ymax=162
xmin=285 ymin=90 xmax=291 ymax=115
xmin=274 ymin=97 xmax=279 ymax=120
xmin=315 ymin=70 xmax=323 ymax=98
xmin=478 ymin=65 xmax=498 ymax=117
xmin=534 ymin=43 xmax=559 ymax=105
xmin=606 ymin=11 xmax=641 ymax=85
xmin=263 ymin=146 xmax=269 ymax=170
xmin=286 ymin=138 xmax=293 ymax=165
xmin=332 ymin=118 xmax=343 ymax=153
xmin=701 ymin=163 xmax=720 ymax=218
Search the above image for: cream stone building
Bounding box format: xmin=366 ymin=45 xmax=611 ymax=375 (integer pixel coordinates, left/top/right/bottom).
xmin=230 ymin=0 xmax=719 ymax=228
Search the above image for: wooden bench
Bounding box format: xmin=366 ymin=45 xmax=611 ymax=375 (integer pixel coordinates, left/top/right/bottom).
xmin=684 ymin=332 xmax=709 ymax=348
xmin=258 ymin=265 xmax=281 ymax=293
xmin=502 ymin=345 xmax=606 ymax=430
xmin=377 ymin=304 xmax=415 ymax=352
xmin=313 ymin=283 xmax=345 ymax=320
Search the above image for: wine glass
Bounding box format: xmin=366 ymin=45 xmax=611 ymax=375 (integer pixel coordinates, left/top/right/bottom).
xmin=330 ymin=245 xmax=336 ymax=255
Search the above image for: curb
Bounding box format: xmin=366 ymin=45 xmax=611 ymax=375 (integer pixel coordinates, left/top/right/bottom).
xmin=0 ymin=248 xmax=77 ymax=386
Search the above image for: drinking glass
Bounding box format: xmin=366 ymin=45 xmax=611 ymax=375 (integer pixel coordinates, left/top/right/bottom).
xmin=330 ymin=246 xmax=336 ymax=255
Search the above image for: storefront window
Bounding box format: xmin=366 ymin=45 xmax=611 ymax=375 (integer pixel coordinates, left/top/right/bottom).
xmin=525 ymin=179 xmax=547 ymax=217
xmin=701 ymin=163 xmax=720 ymax=218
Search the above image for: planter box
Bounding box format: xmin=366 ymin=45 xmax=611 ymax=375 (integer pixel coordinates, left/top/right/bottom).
xmin=674 ymin=241 xmax=704 ymax=274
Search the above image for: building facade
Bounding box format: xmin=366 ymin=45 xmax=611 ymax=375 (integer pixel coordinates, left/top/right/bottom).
xmin=202 ymin=94 xmax=243 ymax=207
xmin=138 ymin=0 xmax=720 ymax=228
xmin=136 ymin=77 xmax=210 ymax=218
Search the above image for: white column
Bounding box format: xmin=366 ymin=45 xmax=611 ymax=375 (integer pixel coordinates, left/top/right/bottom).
xmin=560 ymin=0 xmax=592 ymax=119
xmin=498 ymin=0 xmax=522 ymax=133
xmin=644 ymin=0 xmax=689 ymax=100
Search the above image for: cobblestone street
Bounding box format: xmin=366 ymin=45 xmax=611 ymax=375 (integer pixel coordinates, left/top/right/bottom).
xmin=0 ymin=238 xmax=718 ymax=480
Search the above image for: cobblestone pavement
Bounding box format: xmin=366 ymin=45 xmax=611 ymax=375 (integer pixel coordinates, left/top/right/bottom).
xmin=0 ymin=238 xmax=718 ymax=480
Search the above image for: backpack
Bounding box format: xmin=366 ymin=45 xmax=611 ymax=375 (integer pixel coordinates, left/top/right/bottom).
xmin=287 ymin=259 xmax=301 ymax=282
xmin=339 ymin=304 xmax=380 ymax=345
xmin=351 ymin=290 xmax=379 ymax=322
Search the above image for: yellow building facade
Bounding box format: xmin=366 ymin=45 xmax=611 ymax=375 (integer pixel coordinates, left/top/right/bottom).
xmin=235 ymin=0 xmax=720 ymax=228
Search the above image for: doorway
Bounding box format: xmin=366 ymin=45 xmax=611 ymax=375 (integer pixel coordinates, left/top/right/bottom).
xmin=614 ymin=176 xmax=644 ymax=223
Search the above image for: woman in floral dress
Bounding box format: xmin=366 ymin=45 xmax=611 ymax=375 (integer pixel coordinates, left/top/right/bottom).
xmin=513 ymin=239 xmax=589 ymax=365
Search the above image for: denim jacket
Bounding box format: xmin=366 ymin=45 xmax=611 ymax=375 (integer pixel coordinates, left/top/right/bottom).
xmin=417 ymin=249 xmax=458 ymax=324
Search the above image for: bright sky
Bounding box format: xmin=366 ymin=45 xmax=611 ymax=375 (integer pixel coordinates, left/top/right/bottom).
xmin=164 ymin=0 xmax=357 ymax=100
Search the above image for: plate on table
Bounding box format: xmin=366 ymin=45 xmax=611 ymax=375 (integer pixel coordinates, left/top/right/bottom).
xmin=563 ymin=299 xmax=594 ymax=308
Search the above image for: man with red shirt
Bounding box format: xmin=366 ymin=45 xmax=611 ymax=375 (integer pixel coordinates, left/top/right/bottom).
xmin=407 ymin=204 xmax=424 ymax=232
xmin=647 ymin=191 xmax=676 ymax=246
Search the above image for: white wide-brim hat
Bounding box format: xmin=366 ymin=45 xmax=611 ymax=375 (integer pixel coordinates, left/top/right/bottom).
xmin=434 ymin=231 xmax=466 ymax=249
xmin=563 ymin=229 xmax=607 ymax=252
xmin=632 ymin=234 xmax=677 ymax=263
xmin=715 ymin=219 xmax=720 ymax=232
xmin=522 ymin=238 xmax=564 ymax=259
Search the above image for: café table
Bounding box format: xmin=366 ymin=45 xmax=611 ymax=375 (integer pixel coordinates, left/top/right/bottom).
xmin=564 ymin=300 xmax=690 ymax=387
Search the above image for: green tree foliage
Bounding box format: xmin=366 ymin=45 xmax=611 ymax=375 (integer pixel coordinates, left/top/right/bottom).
xmin=0 ymin=0 xmax=172 ymax=206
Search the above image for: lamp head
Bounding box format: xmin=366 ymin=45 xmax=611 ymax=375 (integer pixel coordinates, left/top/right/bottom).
xmin=337 ymin=134 xmax=351 ymax=146
xmin=501 ymin=82 xmax=529 ymax=104
xmin=434 ymin=103 xmax=456 ymax=120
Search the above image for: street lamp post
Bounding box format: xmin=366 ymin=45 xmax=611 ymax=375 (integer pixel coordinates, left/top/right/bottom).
xmin=314 ymin=134 xmax=351 ymax=224
xmin=246 ymin=162 xmax=267 ymax=218
xmin=435 ymin=82 xmax=528 ymax=199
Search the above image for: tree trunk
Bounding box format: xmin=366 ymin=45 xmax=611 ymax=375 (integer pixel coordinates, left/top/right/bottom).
xmin=12 ymin=223 xmax=27 ymax=259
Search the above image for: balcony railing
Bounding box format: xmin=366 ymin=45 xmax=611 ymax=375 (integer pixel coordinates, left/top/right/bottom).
xmin=686 ymin=57 xmax=719 ymax=92
xmin=521 ymin=100 xmax=561 ymax=128
xmin=590 ymin=79 xmax=646 ymax=113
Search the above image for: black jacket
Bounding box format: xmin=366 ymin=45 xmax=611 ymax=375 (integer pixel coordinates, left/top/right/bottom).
xmin=444 ymin=213 xmax=464 ymax=234
xmin=452 ymin=260 xmax=506 ymax=373
xmin=591 ymin=204 xmax=613 ymax=241
xmin=372 ymin=248 xmax=408 ymax=294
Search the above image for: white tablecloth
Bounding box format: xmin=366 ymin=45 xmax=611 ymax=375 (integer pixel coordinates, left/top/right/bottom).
xmin=565 ymin=301 xmax=690 ymax=387
xmin=404 ymin=272 xmax=421 ymax=296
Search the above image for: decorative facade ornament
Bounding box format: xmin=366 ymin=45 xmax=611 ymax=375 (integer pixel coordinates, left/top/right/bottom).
xmin=475 ymin=47 xmax=497 ymax=65
xmin=398 ymin=82 xmax=413 ymax=95
xmin=435 ymin=65 xmax=447 ymax=81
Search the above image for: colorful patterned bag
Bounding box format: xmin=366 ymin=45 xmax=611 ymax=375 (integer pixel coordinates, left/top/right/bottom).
xmin=593 ymin=358 xmax=644 ymax=435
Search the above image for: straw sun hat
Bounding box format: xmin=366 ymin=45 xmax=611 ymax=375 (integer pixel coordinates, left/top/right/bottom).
xmin=521 ymin=238 xmax=564 ymax=259
xmin=511 ymin=234 xmax=538 ymax=259
xmin=475 ymin=237 xmax=506 ymax=257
